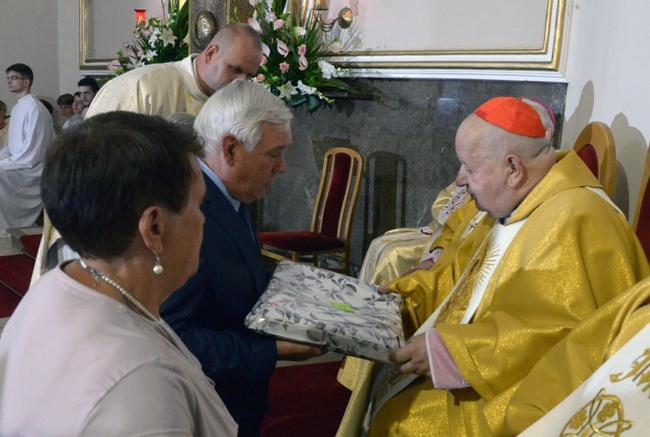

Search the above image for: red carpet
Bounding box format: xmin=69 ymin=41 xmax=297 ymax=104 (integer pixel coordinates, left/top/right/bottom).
xmin=262 ymin=360 xmax=351 ymax=437
xmin=0 ymin=254 xmax=34 ymax=297
xmin=0 ymin=282 xmax=21 ymax=318
xmin=19 ymin=234 xmax=42 ymax=259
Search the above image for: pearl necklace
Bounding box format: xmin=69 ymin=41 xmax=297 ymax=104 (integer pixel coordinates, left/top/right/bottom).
xmin=79 ymin=259 xmax=174 ymax=336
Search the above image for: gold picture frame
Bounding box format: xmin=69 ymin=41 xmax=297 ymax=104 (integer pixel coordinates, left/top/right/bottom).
xmin=326 ymin=0 xmax=567 ymax=72
xmin=79 ymin=0 xmax=115 ymax=70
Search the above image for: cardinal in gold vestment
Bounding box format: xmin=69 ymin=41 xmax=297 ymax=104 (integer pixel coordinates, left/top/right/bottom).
xmin=342 ymin=97 xmax=650 ymax=437
xmin=366 ymin=151 xmax=649 ymax=436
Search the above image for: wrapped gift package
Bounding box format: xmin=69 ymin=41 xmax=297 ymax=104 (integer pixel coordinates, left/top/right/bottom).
xmin=245 ymin=261 xmax=404 ymax=363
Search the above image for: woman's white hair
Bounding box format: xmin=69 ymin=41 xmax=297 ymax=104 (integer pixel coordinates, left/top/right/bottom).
xmin=195 ymin=79 xmax=292 ymax=155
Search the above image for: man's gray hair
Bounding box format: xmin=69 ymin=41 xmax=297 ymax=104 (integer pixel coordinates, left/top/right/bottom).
xmin=520 ymin=98 xmax=555 ymax=156
xmin=195 ymin=79 xmax=292 ymax=155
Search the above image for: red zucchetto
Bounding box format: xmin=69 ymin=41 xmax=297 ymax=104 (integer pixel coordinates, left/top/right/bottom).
xmin=474 ymin=96 xmax=546 ymax=138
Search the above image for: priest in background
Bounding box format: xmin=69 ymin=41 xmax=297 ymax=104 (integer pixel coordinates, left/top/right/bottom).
xmin=86 ymin=23 xmax=262 ymax=118
xmin=346 ymin=97 xmax=650 ymax=436
xmin=0 ymin=63 xmax=52 ymax=238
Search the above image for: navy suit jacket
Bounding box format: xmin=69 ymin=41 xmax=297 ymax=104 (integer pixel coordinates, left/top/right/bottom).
xmin=161 ymin=172 xmax=277 ymax=436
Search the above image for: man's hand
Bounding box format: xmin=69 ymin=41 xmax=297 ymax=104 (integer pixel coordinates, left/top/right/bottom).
xmin=389 ymin=333 xmax=430 ymax=376
xmin=276 ymin=340 xmax=325 ymax=361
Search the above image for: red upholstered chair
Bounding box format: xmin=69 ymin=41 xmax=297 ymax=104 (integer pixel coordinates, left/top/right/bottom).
xmin=258 ymin=147 xmax=364 ymax=275
xmin=573 ymin=122 xmax=617 ymax=198
xmin=633 ymin=147 xmax=650 ymax=260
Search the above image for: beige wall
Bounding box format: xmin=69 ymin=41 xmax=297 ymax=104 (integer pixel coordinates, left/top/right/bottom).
xmin=561 ymin=0 xmax=650 ymax=220
xmin=0 ymin=1 xmax=60 ymax=121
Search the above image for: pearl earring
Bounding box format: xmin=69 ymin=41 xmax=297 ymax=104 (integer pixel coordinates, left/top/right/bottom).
xmin=153 ymin=252 xmax=164 ymax=275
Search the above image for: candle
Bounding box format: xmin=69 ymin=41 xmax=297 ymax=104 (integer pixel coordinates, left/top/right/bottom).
xmin=134 ymin=9 xmax=147 ymax=24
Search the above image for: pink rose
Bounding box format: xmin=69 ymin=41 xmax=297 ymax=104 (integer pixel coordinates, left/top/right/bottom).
xmin=280 ymin=62 xmax=290 ymax=73
xmin=256 ymin=74 xmax=266 ymax=82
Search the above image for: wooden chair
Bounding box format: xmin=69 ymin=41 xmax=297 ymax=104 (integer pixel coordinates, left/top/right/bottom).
xmin=573 ymin=122 xmax=617 ymax=198
xmin=633 ymin=147 xmax=650 ymax=260
xmin=258 ymin=147 xmax=364 ymax=275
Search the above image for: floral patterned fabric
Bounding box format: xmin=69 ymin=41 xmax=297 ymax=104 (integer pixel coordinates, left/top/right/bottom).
xmin=245 ymin=261 xmax=404 ymax=363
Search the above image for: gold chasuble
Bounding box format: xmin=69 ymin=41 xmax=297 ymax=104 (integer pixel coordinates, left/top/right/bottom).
xmin=503 ymin=277 xmax=650 ymax=435
xmin=358 ymin=182 xmax=461 ymax=287
xmin=345 ymin=150 xmax=650 ymax=437
xmin=86 ymin=55 xmax=207 ymax=119
xmin=337 ymin=202 xmax=494 ymax=437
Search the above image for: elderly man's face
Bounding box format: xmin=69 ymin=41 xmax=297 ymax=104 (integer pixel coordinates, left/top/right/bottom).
xmin=202 ymin=37 xmax=262 ymax=95
xmin=455 ymin=123 xmax=513 ymax=219
xmin=233 ymin=123 xmax=291 ymax=204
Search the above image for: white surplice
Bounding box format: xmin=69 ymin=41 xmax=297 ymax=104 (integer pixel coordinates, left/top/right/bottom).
xmin=0 ymin=94 xmax=53 ymax=235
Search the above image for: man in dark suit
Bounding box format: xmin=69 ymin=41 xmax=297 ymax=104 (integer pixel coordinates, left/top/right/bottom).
xmin=161 ymin=80 xmax=322 ymax=437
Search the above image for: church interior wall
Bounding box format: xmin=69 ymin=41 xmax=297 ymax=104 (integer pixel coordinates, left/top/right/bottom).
xmin=2 ymin=0 xmax=650 ymax=270
xmin=560 ymin=0 xmax=650 ymax=221
xmin=0 ymin=1 xmax=61 ymax=124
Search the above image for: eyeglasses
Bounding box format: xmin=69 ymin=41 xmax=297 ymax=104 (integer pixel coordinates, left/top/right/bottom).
xmin=6 ymin=76 xmax=25 ymax=82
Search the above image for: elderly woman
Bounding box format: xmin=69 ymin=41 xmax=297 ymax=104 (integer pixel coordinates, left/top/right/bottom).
xmin=0 ymin=111 xmax=237 ymax=435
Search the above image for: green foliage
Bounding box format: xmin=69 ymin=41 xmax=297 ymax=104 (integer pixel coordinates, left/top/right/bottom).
xmin=246 ymin=0 xmax=353 ymax=113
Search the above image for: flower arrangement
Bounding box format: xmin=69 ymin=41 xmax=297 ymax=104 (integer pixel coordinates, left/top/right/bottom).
xmin=245 ymin=0 xmax=354 ymax=112
xmin=109 ymin=0 xmax=189 ymax=76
